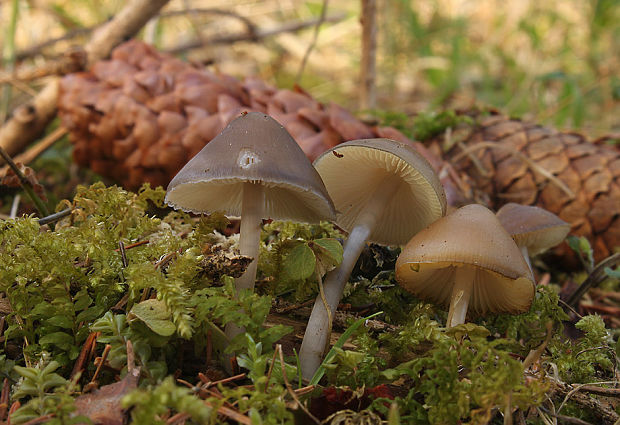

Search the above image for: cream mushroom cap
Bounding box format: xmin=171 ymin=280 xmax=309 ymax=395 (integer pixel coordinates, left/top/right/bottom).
xmin=165 ymin=111 xmax=336 ymax=222
xmin=395 ymin=204 xmax=535 ymax=317
xmin=313 ymin=138 xmax=447 ymax=246
xmin=496 ymin=203 xmax=570 ymax=256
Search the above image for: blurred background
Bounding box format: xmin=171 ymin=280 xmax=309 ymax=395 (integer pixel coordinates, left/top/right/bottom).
xmin=1 ymin=0 xmax=618 ymax=137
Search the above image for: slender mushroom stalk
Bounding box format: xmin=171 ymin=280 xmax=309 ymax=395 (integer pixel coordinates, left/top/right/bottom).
xmin=446 ymin=267 xmax=476 ymax=327
xmin=299 ymin=174 xmax=402 ymax=377
xmin=224 ymin=182 xmax=265 ymax=340
xmin=298 ymin=138 xmax=446 ymax=380
xmin=234 ymin=182 xmax=265 ymax=293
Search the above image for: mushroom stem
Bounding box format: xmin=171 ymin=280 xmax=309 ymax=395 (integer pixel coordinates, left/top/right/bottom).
xmin=225 ymin=182 xmax=265 ymax=340
xmin=299 ymin=173 xmax=402 ymax=380
xmin=446 ymin=267 xmax=475 ymax=327
xmin=520 ymin=245 xmax=533 ymax=276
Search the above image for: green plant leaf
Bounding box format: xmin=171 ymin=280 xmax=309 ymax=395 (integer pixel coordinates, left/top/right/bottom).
xmin=312 ymin=238 xmax=343 ymax=275
xmin=283 ymin=242 xmax=316 ymax=281
xmin=39 ymin=332 xmax=74 ymax=351
xmin=128 ymin=299 xmax=176 ymax=337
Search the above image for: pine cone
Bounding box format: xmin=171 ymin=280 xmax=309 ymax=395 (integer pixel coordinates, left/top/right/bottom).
xmin=58 ymin=40 xmax=459 ymax=200
xmin=439 ymin=111 xmax=620 ymax=262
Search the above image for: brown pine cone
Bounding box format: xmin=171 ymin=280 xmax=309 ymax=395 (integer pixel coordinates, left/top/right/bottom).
xmin=438 ymin=111 xmax=620 ymax=262
xmin=58 ymin=40 xmax=460 ymax=201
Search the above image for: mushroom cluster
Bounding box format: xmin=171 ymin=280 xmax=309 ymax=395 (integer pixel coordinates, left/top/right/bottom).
xmin=163 ymin=112 xmax=572 ymax=376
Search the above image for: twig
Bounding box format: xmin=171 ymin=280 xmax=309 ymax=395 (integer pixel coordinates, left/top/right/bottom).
xmin=538 ymin=407 xmax=593 ymax=425
xmin=359 ymin=0 xmax=377 ymax=111
xmin=451 ymin=141 xmax=575 ymax=199
xmin=90 ymin=344 xmax=112 ymax=385
xmin=277 ymin=344 xmax=320 ymax=425
xmin=295 ymin=0 xmax=329 ymax=84
xmin=0 ymin=378 xmax=9 ymax=420
xmin=0 ymin=0 xmax=171 ymax=157
xmin=567 ymin=253 xmax=620 ymax=308
xmin=165 ymin=13 xmax=345 ymax=55
xmin=522 ymin=321 xmax=553 ymax=370
xmin=0 ymin=127 xmax=68 ymax=176
xmin=0 ymin=146 xmax=50 ymax=218
xmin=551 ymin=378 xmax=619 ymax=424
xmin=20 ymin=414 xmax=56 ymax=425
xmin=0 ymin=49 xmax=86 ymax=84
xmin=70 ymin=331 xmax=99 ymax=380
xmin=38 ymin=208 xmax=72 ymax=226
xmin=265 ymin=348 xmax=279 ymax=392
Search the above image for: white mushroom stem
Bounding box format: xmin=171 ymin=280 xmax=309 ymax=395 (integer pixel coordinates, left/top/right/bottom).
xmin=225 ymin=182 xmax=265 ymax=341
xmin=446 ymin=267 xmax=475 ymax=327
xmin=520 ymin=245 xmax=533 ymax=276
xmin=299 ymin=173 xmax=402 ymax=380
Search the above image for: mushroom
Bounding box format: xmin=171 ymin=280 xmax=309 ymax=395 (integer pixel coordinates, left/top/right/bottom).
xmin=165 ymin=112 xmax=336 ymax=339
xmin=395 ymin=204 xmax=535 ymax=328
xmin=299 ymin=138 xmax=446 ymax=379
xmin=496 ymin=203 xmax=570 ymax=272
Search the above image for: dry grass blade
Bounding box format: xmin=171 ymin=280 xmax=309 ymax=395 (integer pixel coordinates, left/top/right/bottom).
xmin=277 ymin=344 xmax=320 ymax=425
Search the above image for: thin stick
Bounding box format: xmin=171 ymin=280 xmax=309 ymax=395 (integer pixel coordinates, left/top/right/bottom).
xmin=0 ymin=127 xmax=67 ymax=175
xmin=522 ymin=321 xmax=553 ymax=369
xmin=277 ymin=345 xmax=320 ymax=425
xmin=90 ymin=344 xmax=112 ymax=385
xmin=264 ymin=348 xmax=279 ymax=392
xmin=166 ymin=13 xmax=345 ymax=54
xmin=295 ymin=0 xmax=329 ymax=84
xmin=0 ymin=146 xmax=50 ymax=218
xmin=37 ymin=208 xmax=72 ymax=226
xmin=567 ymin=253 xmax=620 ymax=308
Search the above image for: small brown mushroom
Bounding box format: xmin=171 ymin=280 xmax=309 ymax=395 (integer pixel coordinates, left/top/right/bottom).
xmin=396 ymin=204 xmax=535 ymax=328
xmin=496 ymin=203 xmax=571 ymax=271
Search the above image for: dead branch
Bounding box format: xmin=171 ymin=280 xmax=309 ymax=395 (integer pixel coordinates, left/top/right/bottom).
xmin=0 ymin=0 xmax=171 ymax=157
xmin=295 ymin=0 xmax=330 ymax=84
xmin=165 ymin=13 xmax=346 ymax=55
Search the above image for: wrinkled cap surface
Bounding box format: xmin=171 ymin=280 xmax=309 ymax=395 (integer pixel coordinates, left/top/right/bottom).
xmin=496 ymin=203 xmax=571 ymax=256
xmin=313 ymin=138 xmax=446 ymax=245
xmin=395 ymin=204 xmax=535 ymax=317
xmin=165 ymin=112 xmax=336 ymax=222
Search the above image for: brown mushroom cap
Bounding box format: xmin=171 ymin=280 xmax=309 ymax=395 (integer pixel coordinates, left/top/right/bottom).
xmin=395 ymin=204 xmax=535 ymax=316
xmin=165 ymin=112 xmax=336 ymax=222
xmin=313 ymin=138 xmax=446 ymax=246
xmin=496 ymin=203 xmax=571 ymax=256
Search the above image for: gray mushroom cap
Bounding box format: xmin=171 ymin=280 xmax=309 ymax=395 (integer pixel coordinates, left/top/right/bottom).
xmin=165 ymin=112 xmax=336 ymax=223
